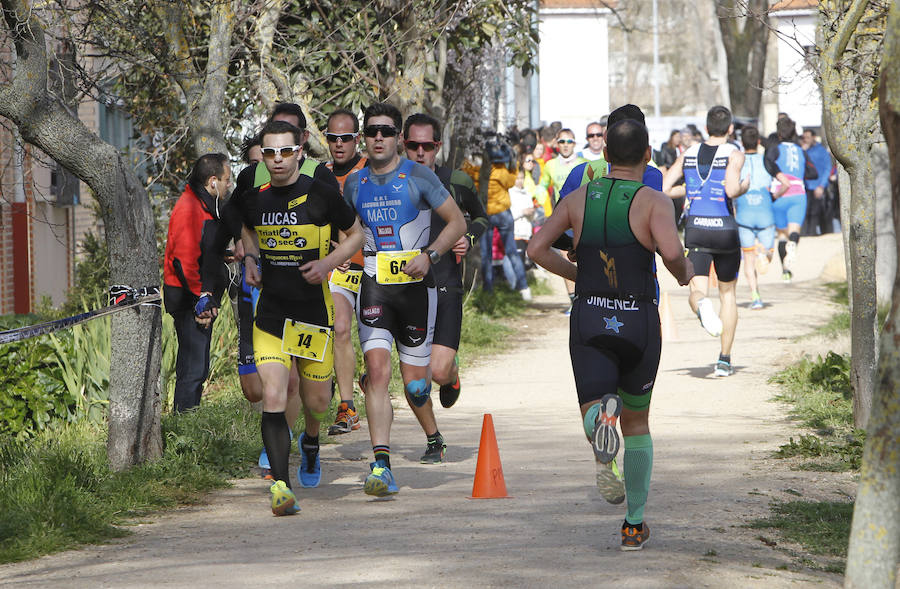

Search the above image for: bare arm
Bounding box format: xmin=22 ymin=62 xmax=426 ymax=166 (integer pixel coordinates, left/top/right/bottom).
xmin=662 ymin=154 xmax=685 ymax=198
xmin=724 ymin=149 xmax=747 ymax=198
xmin=403 ymin=198 xmax=466 ymax=279
xmin=241 ymin=226 xmax=261 ymax=287
xmin=647 ymin=190 xmax=694 ymax=286
xmin=526 ymin=191 xmax=578 ymax=282
xmin=773 ymin=172 xmax=790 ymax=199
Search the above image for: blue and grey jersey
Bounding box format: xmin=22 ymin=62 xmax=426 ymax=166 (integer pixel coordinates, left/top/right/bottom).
xmin=343 ymin=158 xmax=450 ymax=276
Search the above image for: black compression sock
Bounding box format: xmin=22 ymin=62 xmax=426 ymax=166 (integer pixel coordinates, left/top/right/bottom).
xmin=789 ymin=231 xmax=800 ymax=244
xmin=778 ymin=240 xmax=787 ymax=263
xmin=261 ymin=411 xmax=292 ymax=487
xmin=344 ymin=400 xmax=356 ymax=411
xmin=301 ymin=434 xmax=319 ymax=451
xmin=719 ymin=353 xmax=731 ymax=364
xmin=427 ymin=431 xmax=442 ymax=444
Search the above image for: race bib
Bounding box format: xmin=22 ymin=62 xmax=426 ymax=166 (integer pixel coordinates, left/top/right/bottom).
xmin=329 ymin=269 xmax=363 ymax=294
xmin=281 ymin=320 xmax=330 ymax=362
xmin=375 ymin=250 xmax=422 ymax=285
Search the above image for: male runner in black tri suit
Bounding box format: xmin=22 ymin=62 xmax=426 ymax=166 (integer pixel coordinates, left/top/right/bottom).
xmin=528 ymin=119 xmax=693 ymax=551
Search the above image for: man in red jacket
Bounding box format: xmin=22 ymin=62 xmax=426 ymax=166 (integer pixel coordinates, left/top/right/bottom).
xmin=163 ymin=153 xmax=232 ymax=412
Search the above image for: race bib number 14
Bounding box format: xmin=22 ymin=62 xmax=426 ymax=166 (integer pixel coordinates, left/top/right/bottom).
xmin=282 ymin=320 xmax=330 ymax=362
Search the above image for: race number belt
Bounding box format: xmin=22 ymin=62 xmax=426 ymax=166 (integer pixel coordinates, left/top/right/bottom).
xmin=329 ymin=269 xmax=363 ymax=294
xmin=375 ymin=250 xmax=422 ymax=285
xmin=281 ymin=319 xmax=330 ymax=362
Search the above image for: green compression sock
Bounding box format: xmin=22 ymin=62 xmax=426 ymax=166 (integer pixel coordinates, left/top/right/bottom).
xmin=623 ymin=434 xmax=653 ymax=525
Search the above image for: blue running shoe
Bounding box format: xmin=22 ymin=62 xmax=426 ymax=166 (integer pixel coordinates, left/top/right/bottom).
xmin=270 ymin=480 xmax=300 ymax=516
xmin=364 ymin=460 xmax=398 ymax=497
xmin=298 ymin=433 xmax=322 ymax=488
xmin=258 ymin=447 xmax=270 ymax=469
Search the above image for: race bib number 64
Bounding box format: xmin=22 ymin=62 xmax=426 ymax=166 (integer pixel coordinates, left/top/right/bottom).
xmin=375 ymin=250 xmax=423 ymax=285
xmin=282 ymin=320 xmax=330 ymax=362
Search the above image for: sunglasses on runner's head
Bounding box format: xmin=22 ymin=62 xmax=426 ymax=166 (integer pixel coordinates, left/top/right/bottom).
xmin=363 ymin=125 xmax=398 ymax=138
xmin=261 ymin=145 xmax=301 ymax=158
xmin=325 ymin=132 xmax=358 ymax=143
xmin=558 ymin=139 xmax=576 ymax=145
xmin=586 ymin=133 xmax=604 ymax=139
xmin=405 ymin=141 xmax=438 ymax=152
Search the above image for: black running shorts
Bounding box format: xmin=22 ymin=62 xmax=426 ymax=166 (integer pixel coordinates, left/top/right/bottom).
xmin=569 ymin=295 xmax=661 ymax=411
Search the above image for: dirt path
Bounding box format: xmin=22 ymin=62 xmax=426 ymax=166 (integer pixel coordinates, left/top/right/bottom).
xmin=0 ymin=234 xmax=853 ymax=588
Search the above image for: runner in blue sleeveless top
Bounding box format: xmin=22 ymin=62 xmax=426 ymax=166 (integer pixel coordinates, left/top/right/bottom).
xmin=342 ymin=102 xmax=466 ymax=497
xmin=663 ymin=106 xmax=749 ymax=377
xmin=735 ymin=126 xmax=775 ymax=309
xmin=764 ymin=116 xmax=808 ymax=283
xmin=528 ymin=119 xmax=693 ymax=551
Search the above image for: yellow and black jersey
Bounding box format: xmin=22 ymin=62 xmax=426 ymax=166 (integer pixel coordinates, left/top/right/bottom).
xmin=232 ymin=160 xmax=356 ymax=336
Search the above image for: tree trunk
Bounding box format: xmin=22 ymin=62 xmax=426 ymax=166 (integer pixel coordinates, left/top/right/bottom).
xmin=819 ymin=0 xmax=887 ymax=431
xmin=191 ymin=0 xmax=235 ymax=156
xmin=0 ymin=0 xmax=162 ymax=469
xmin=847 ymin=165 xmax=877 ymax=428
xmin=845 ymin=6 xmax=900 ymax=585
xmin=715 ymin=0 xmax=769 ymax=119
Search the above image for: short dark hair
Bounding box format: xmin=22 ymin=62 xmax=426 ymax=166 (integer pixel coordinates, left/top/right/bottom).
xmin=240 ymin=133 xmax=261 ymax=164
xmin=605 ymin=119 xmax=649 ymax=166
xmin=189 ymin=153 xmax=228 ymax=186
xmin=363 ymin=102 xmax=402 ymax=130
xmin=259 ymin=120 xmax=304 ymax=146
xmin=403 ymin=113 xmax=442 ymax=141
xmin=269 ymin=102 xmax=306 ymax=130
xmin=327 ymin=108 xmax=359 ymax=132
xmin=706 ymin=106 xmax=732 ymax=137
xmin=607 ymin=104 xmax=646 ymax=128
xmin=776 ymin=117 xmax=797 ymax=142
xmin=741 ymin=126 xmax=760 ymax=151
xmin=557 ymin=128 xmax=575 ymax=138
xmin=804 ymin=128 xmax=817 ymax=137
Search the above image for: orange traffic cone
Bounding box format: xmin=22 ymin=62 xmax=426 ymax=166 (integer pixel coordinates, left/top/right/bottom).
xmin=660 ymin=291 xmax=678 ymax=342
xmin=470 ymin=414 xmax=511 ymax=499
xmin=708 ymin=263 xmax=718 ymax=289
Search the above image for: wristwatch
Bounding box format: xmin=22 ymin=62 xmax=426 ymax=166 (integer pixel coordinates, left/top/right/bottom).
xmin=424 ymin=248 xmax=441 ymax=264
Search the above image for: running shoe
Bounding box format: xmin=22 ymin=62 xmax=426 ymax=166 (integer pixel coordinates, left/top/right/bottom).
xmin=696 ymin=298 xmax=723 ymax=337
xmin=439 ymin=376 xmax=461 ymax=408
xmin=270 ymin=480 xmax=300 ymax=516
xmin=784 ymin=240 xmax=797 ymax=272
xmin=328 ymin=402 xmax=360 ymax=435
xmin=714 ymin=359 xmax=734 ymax=377
xmin=364 ymin=460 xmax=399 ymax=497
xmin=258 ymin=447 xmax=270 ymax=470
xmin=590 ymin=393 xmax=622 ymax=464
xmin=596 ymin=457 xmax=626 ymax=504
xmin=621 ymin=521 xmax=650 ymax=551
xmin=782 ymin=270 xmax=793 ymax=284
xmin=750 ymin=292 xmax=763 ymax=310
xmin=298 ymin=433 xmax=321 ymax=488
xmin=519 ymin=287 xmax=533 ymax=302
xmin=420 ymin=435 xmax=446 ymax=464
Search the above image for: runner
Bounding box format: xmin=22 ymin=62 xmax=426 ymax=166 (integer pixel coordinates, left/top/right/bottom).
xmin=403 ymin=112 xmax=489 ymax=463
xmin=663 ymin=105 xmax=749 ymax=377
xmin=735 ymin=126 xmax=775 ymax=309
xmin=222 ymin=104 xmax=309 ymax=478
xmin=527 ymin=118 xmax=694 ymax=551
xmin=765 ymin=116 xmax=809 ymax=284
xmin=535 ymin=128 xmax=587 ymax=314
xmin=236 ymin=119 xmax=364 ymax=515
xmin=324 ymin=108 xmax=368 ymax=436
xmin=342 ymin=103 xmax=466 ymax=496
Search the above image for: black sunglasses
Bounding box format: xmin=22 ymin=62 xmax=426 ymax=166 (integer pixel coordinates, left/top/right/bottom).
xmin=586 ymin=133 xmax=604 ymax=139
xmin=363 ymin=125 xmax=398 ymax=138
xmin=405 ymin=141 xmax=438 ymax=152
xmin=326 ymin=132 xmax=358 ymax=143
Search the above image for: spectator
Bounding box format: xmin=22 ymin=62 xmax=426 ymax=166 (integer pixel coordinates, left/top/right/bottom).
xmin=579 ymin=120 xmax=607 ymax=162
xmin=163 ymin=153 xmax=232 ymax=412
xmin=656 ymin=130 xmax=681 ymax=173
xmin=800 ymin=129 xmax=834 ymax=235
xmin=481 ymin=141 xmax=531 ymax=300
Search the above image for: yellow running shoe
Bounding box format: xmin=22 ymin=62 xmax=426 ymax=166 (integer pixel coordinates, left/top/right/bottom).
xmin=270 ymin=480 xmax=300 ymax=516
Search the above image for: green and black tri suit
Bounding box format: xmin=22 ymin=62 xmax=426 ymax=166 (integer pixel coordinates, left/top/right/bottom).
xmin=570 ymin=177 xmax=661 ymax=411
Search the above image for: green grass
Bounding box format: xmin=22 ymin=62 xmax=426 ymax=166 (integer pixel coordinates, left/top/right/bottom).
xmin=748 ymin=500 xmax=853 ymax=572
xmin=0 ymin=395 xmax=261 ymax=563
